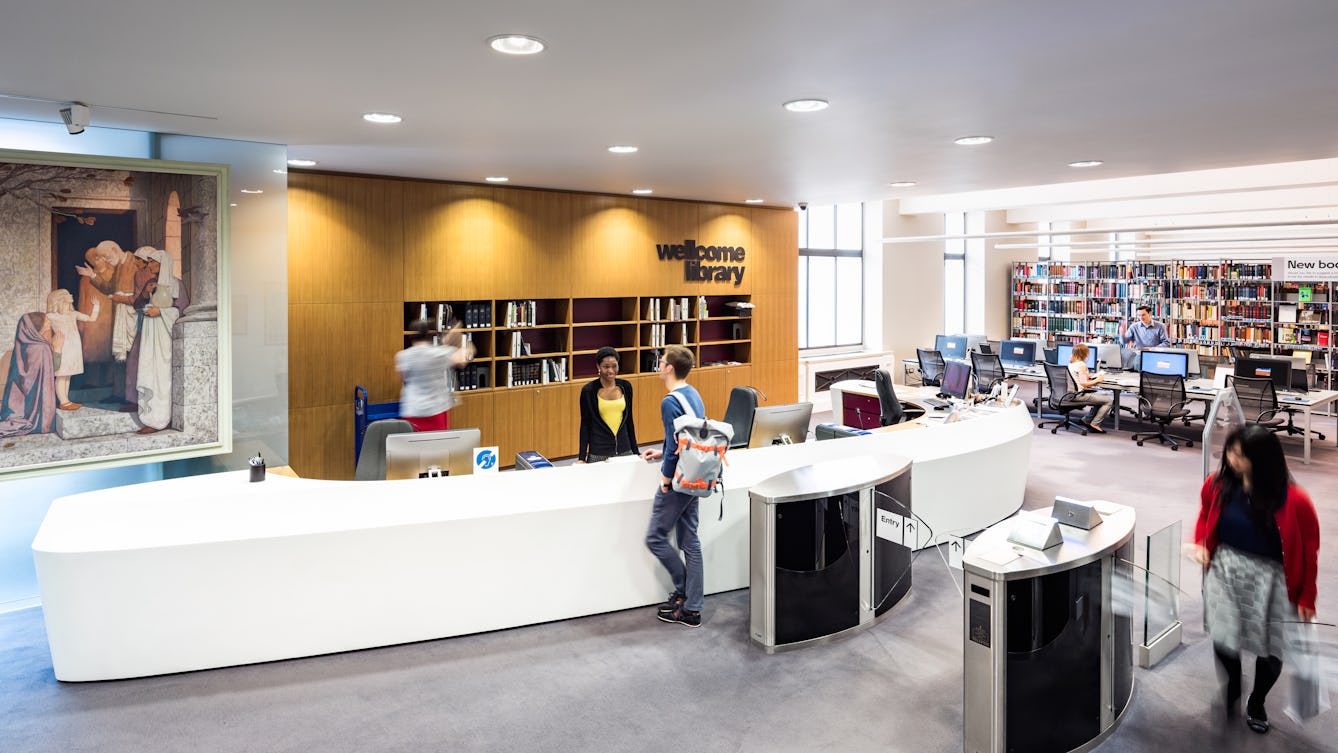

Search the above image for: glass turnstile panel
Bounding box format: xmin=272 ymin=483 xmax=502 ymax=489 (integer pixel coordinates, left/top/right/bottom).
xmin=1004 ymin=560 xmax=1103 ymax=753
xmin=1144 ymin=521 xmax=1182 ymax=645
xmin=774 ymin=492 xmax=860 ymax=645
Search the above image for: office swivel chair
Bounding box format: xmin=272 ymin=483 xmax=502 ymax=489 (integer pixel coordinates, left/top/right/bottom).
xmin=1226 ymin=376 xmax=1286 ymax=432
xmin=1130 ymin=373 xmax=1197 ymax=451
xmin=970 ymin=352 xmax=1006 ymax=394
xmin=723 ymin=386 xmax=762 ymax=449
xmin=354 ymin=418 xmax=415 ymax=480
xmin=917 ymin=348 xmax=946 ymax=387
xmin=1036 ymin=363 xmax=1089 ymax=435
xmin=864 ymin=367 xmax=925 ymax=427
xmin=1279 ymin=365 xmax=1326 ymax=442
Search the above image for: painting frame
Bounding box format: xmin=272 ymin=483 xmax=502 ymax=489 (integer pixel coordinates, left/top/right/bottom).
xmin=0 ymin=148 xmax=231 ymax=480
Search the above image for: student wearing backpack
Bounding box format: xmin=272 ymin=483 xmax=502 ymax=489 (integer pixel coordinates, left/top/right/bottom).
xmin=640 ymin=345 xmax=707 ymax=627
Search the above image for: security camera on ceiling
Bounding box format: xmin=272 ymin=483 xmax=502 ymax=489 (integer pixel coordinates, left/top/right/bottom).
xmin=59 ymin=103 xmax=90 ymax=135
xmin=796 ymin=202 xmax=808 ymax=212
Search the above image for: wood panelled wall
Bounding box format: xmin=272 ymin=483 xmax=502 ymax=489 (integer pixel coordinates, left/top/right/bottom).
xmin=288 ymin=172 xmax=798 ymax=479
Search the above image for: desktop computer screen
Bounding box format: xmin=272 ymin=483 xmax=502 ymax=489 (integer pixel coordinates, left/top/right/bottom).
xmin=934 ymin=334 xmax=969 ymax=360
xmin=941 ymin=360 xmax=973 ymax=400
xmin=1144 ymin=346 xmax=1199 ymax=376
xmin=748 ymin=403 xmax=814 ymax=448
xmin=1055 ymin=344 xmax=1098 ymax=370
xmin=1140 ymin=350 xmax=1189 ymax=377
xmin=1090 ymin=343 xmax=1123 ymax=370
xmin=998 ymin=339 xmax=1037 ymax=367
xmin=1248 ymin=354 xmax=1310 ymax=391
xmin=1233 ymin=358 xmax=1293 ymax=392
xmin=385 ymin=428 xmax=483 ymax=479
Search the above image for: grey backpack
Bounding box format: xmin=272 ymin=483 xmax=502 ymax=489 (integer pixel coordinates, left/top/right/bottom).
xmin=669 ymin=391 xmax=734 ymax=501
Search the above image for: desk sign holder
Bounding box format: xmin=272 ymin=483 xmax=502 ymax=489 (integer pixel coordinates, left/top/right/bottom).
xmin=1007 ymin=516 xmax=1063 ymax=550
xmin=473 ymin=447 xmax=500 ymax=473
xmin=1052 ymin=496 xmax=1102 ymax=529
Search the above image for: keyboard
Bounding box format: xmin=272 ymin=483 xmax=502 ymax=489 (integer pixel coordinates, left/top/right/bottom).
xmin=922 ymin=398 xmax=951 ymax=410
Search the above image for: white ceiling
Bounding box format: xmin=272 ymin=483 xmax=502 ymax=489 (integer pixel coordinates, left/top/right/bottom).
xmin=3 ymin=1 xmax=1338 ymax=207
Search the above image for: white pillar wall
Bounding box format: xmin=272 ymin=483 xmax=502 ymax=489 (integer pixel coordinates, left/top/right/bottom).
xmin=881 ymin=203 xmax=944 ymax=383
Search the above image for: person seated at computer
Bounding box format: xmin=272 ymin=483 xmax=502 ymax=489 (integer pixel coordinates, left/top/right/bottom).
xmin=1068 ymin=343 xmax=1112 ymax=434
xmin=576 ymin=346 xmax=638 ymax=463
xmin=395 ymin=318 xmax=473 ymax=432
xmin=1119 ymin=305 xmax=1171 ymax=368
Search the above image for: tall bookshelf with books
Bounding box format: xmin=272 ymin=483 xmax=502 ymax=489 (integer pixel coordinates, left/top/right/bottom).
xmin=1009 ymin=260 xmax=1335 ymax=388
xmin=402 ymin=294 xmax=753 ymax=391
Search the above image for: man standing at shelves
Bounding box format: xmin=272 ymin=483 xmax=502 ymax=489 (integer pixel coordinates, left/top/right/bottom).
xmin=395 ymin=318 xmax=473 ymax=432
xmin=1119 ymin=305 xmax=1171 ymax=369
xmin=640 ymin=344 xmax=707 ymax=628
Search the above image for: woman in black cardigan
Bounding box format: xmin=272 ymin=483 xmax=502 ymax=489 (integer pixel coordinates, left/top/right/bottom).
xmin=577 ymin=346 xmax=637 ymax=462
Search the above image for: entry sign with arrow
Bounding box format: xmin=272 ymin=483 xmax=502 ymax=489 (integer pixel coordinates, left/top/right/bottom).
xmin=948 ymin=535 xmax=964 ymax=570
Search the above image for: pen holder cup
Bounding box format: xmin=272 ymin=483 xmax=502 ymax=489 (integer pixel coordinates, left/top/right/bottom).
xmin=249 ymin=462 xmax=266 ymax=482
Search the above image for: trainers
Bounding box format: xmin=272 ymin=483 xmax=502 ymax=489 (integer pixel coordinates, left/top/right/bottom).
xmin=657 ymin=607 xmax=701 ymax=628
xmin=656 ymin=592 xmax=686 ymax=616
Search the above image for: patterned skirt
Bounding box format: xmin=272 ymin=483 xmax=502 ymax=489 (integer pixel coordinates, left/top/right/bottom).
xmin=1203 ymin=543 xmax=1297 ymax=658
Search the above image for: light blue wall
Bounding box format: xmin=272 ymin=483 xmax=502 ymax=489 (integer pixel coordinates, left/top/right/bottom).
xmin=0 ymin=119 xmax=288 ymax=611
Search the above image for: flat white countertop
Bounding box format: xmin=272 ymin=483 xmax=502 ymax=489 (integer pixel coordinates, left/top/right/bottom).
xmin=35 ymin=401 xmax=1033 ymax=555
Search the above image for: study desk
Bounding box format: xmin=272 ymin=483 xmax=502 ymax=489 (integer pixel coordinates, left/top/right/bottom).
xmin=1000 ymin=364 xmax=1335 ymax=464
xmin=34 ymin=400 xmax=1032 ymax=681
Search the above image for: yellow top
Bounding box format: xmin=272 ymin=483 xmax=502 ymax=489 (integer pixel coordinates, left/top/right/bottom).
xmin=598 ymin=394 xmax=625 ymax=436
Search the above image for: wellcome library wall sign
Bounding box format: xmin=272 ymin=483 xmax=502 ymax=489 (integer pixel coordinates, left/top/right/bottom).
xmin=655 ymin=239 xmax=745 ymax=285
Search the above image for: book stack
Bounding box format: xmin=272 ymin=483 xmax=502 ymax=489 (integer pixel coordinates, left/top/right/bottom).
xmin=504 ymin=300 xmax=537 ymax=328
xmin=463 ymin=302 xmax=491 ymax=328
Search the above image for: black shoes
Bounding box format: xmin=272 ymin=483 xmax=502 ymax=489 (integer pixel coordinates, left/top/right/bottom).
xmin=656 ymin=592 xmax=685 ymax=616
xmin=1245 ymin=702 xmax=1269 ymax=734
xmin=657 ymin=606 xmax=701 ymax=628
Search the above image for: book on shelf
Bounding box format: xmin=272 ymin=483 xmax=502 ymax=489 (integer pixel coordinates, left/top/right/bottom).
xmin=680 ymin=322 xmax=688 ymax=345
xmin=697 ymin=295 xmax=708 ymax=318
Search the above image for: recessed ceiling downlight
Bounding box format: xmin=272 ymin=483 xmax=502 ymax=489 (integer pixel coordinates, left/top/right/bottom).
xmin=888 ymin=181 xmax=917 ymax=187
xmin=632 ymin=188 xmax=653 ymax=195
xmin=783 ymin=99 xmax=829 ymax=113
xmin=608 ymin=145 xmax=639 ymax=154
xmin=287 ymin=158 xmax=317 ymax=167
xmin=954 ymin=135 xmax=993 ymax=146
xmin=745 ymin=198 xmax=764 ymax=204
xmin=1068 ymin=160 xmax=1104 ymax=168
xmin=489 ymin=35 xmax=546 ymax=55
xmin=240 ymin=189 xmax=263 ymax=194
xmin=485 ymin=176 xmax=510 ymax=182
xmin=363 ymin=112 xmax=402 ymax=124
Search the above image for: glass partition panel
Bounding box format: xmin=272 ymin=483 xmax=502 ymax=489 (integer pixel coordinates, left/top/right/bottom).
xmin=1144 ymin=520 xmax=1182 ymax=644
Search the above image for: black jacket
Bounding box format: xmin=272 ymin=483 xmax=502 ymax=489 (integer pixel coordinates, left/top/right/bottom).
xmin=578 ymin=378 xmax=637 ymax=461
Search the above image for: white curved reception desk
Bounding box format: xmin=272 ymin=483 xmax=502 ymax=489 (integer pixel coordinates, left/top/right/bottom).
xmin=33 ymin=397 xmax=1031 ymax=680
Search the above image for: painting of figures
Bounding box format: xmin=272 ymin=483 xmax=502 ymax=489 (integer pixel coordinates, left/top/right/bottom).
xmin=0 ymin=151 xmax=228 ymax=478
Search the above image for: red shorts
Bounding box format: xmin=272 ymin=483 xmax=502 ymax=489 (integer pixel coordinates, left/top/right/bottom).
xmin=405 ymin=411 xmax=450 ymax=432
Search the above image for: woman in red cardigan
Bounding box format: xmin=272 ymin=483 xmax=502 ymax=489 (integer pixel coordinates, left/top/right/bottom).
xmin=1189 ymin=423 xmax=1319 ymax=735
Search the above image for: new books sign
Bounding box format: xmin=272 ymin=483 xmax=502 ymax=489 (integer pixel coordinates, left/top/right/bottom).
xmin=1272 ymin=255 xmax=1338 ymax=282
xmin=655 ymin=239 xmax=746 ymax=285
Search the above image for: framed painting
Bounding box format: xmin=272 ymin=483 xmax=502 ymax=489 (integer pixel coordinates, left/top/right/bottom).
xmin=0 ymin=149 xmax=230 ymax=478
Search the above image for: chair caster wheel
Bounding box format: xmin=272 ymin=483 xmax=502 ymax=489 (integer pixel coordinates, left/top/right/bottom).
xmin=1137 ymin=441 xmax=1144 ymax=446
xmin=1080 ymin=429 xmax=1088 ymax=436
xmin=1187 ymin=441 xmax=1194 ymax=447
xmin=1051 ymin=428 xmax=1058 ymax=434
xmin=1172 ymin=446 xmax=1179 ymax=451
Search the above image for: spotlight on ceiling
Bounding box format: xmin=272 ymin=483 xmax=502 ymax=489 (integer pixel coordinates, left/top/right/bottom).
xmin=59 ymin=103 xmax=90 ymax=135
xmin=783 ymin=99 xmax=829 ymax=113
xmin=954 ymin=135 xmax=993 ymax=146
xmin=489 ymin=35 xmax=546 ymax=55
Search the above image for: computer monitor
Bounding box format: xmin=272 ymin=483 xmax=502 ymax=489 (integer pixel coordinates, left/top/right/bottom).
xmin=998 ymin=339 xmax=1038 ymax=367
xmin=748 ymin=402 xmax=814 ymax=448
xmin=1140 ymin=350 xmax=1188 ymax=378
xmin=1145 ymin=346 xmax=1199 ymax=376
xmin=1233 ymin=358 xmax=1292 ymax=392
xmin=934 ymin=334 xmax=969 ymax=360
xmin=962 ymin=334 xmax=989 ymax=353
xmin=385 ymin=428 xmax=483 ymax=479
xmin=1251 ymin=354 xmax=1310 ymax=391
xmin=941 ymin=360 xmax=973 ymax=400
xmin=1055 ymin=344 xmax=1098 ymax=370
xmin=1090 ymin=343 xmax=1123 ymax=370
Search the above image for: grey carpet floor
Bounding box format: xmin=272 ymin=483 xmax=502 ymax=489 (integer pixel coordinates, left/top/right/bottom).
xmin=3 ymin=413 xmax=1337 ymax=753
